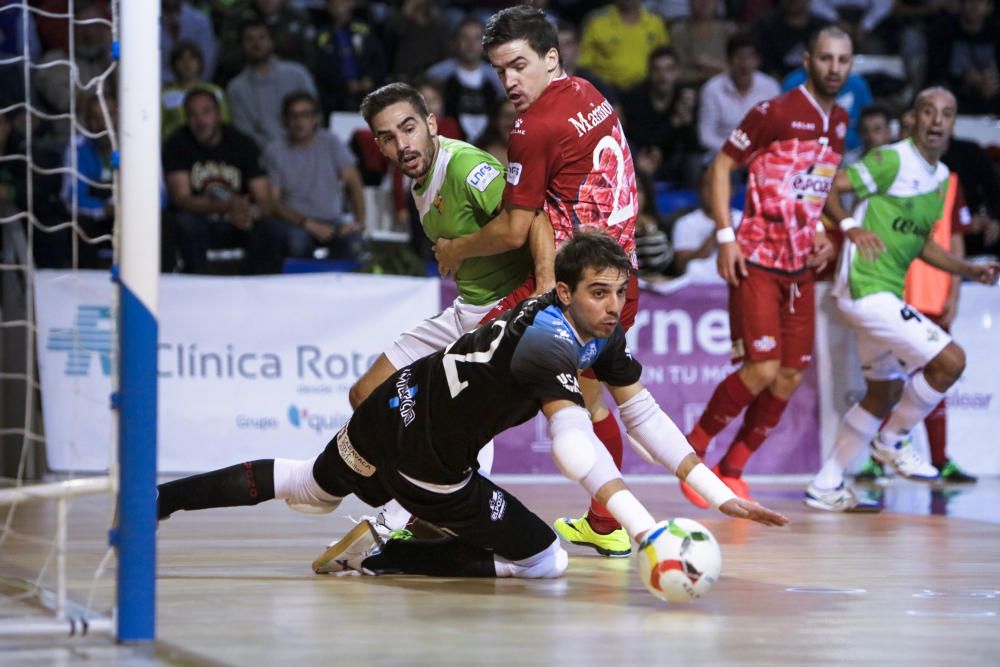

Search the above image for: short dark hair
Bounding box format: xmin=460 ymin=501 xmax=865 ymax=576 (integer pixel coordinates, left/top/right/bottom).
xmin=807 ymin=24 xmax=852 ymax=54
xmin=483 ymin=5 xmax=558 ymax=59
xmin=360 ymin=83 xmax=429 ymax=126
xmin=726 ymin=32 xmax=759 ymax=60
xmin=239 ymin=18 xmax=271 ymax=42
xmin=859 ymin=104 xmax=891 ymax=125
xmin=555 ymin=232 xmax=632 ymax=292
xmin=281 ymin=90 xmax=319 ymax=120
xmin=648 ymin=45 xmax=678 ymax=68
xmin=183 ymin=86 xmax=220 ymax=113
xmin=169 ymin=39 xmax=204 ymax=71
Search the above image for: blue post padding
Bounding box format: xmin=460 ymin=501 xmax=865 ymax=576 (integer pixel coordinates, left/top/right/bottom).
xmin=117 ymin=284 xmax=157 ymax=642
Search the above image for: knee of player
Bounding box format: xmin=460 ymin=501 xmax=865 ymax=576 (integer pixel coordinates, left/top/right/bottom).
xmin=861 ymin=380 xmax=904 ymax=416
xmin=929 ymin=342 xmax=966 ymax=386
xmin=774 ymin=366 xmax=804 ymax=393
xmin=512 ymin=541 xmax=569 ymax=579
xmin=740 ymin=360 xmax=780 ymax=392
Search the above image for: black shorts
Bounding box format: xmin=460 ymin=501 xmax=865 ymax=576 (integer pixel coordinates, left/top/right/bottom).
xmin=312 ymin=423 xmax=555 ymax=562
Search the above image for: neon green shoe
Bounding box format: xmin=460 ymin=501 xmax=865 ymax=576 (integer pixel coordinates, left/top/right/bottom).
xmin=553 ymin=515 xmax=632 ymax=558
xmin=854 ymin=457 xmax=885 ymax=481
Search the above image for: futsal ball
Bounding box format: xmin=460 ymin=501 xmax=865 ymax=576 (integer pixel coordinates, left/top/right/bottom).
xmin=637 ymin=518 xmax=722 ymax=603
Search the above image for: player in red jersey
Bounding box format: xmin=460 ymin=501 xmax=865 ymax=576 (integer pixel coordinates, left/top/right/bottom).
xmin=680 ymin=26 xmax=851 ymax=508
xmin=434 ymin=5 xmax=640 ymax=557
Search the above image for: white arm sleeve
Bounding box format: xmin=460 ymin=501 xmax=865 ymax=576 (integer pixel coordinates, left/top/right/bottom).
xmin=618 ymin=389 xmax=695 ymax=473
xmin=548 ymin=405 xmax=623 ymax=496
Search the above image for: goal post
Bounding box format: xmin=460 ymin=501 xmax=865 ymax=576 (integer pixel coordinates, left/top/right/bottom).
xmin=116 ymin=0 xmax=160 ymax=642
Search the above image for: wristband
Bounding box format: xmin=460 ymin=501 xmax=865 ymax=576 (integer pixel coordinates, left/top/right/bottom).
xmin=684 ymin=463 xmax=737 ymax=509
xmin=815 ymin=220 xmax=826 ymax=232
xmin=715 ymin=227 xmax=736 ymax=244
xmin=840 ymin=216 xmax=860 ymax=232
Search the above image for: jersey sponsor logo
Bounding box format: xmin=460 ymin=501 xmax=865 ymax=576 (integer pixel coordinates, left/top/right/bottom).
xmin=489 ymin=489 xmax=507 ymax=521
xmin=467 ymin=161 xmax=501 ymax=192
xmin=890 ymin=216 xmax=931 ymax=237
xmin=752 ymin=335 xmax=777 ymax=353
xmin=388 ymin=368 xmax=419 ymax=427
xmin=791 ymin=121 xmax=816 ymax=131
xmin=556 ymin=372 xmax=582 ymax=395
xmin=433 ymin=193 xmax=444 ymax=214
xmin=580 ymin=341 xmax=598 ymax=366
xmin=728 ymin=128 xmax=751 ymax=152
xmin=567 ymin=99 xmax=615 ymax=138
xmin=791 ymin=170 xmax=834 ymax=199
xmin=337 ymin=426 xmax=375 ymax=477
xmin=507 ymin=161 xmax=522 ymax=185
xmin=511 ymin=117 xmax=526 ymax=136
xmin=835 ymin=122 xmax=847 ymax=139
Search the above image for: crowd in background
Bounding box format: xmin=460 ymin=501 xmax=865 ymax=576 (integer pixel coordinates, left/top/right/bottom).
xmin=0 ymin=0 xmax=998 ymax=277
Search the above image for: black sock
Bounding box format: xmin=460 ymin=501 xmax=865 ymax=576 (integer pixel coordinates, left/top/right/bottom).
xmin=157 ymin=460 xmax=275 ymax=520
xmin=362 ymin=536 xmax=496 ymax=578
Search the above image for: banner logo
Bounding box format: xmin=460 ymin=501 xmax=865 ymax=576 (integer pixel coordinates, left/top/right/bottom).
xmin=47 ymin=305 xmax=113 ymax=377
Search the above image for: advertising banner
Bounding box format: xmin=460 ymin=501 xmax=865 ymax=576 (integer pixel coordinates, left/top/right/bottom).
xmin=36 ymin=270 xmax=440 ymax=471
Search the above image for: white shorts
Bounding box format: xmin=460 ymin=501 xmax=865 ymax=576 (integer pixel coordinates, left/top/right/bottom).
xmin=384 ymin=297 xmax=498 ymax=368
xmin=836 ymin=292 xmax=951 ymax=381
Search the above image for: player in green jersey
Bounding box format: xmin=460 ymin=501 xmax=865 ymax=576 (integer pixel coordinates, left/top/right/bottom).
xmin=805 ymin=87 xmax=1000 ymax=512
xmin=345 ymin=83 xmax=553 ymax=534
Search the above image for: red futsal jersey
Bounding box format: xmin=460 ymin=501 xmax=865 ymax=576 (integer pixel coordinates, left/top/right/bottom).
xmin=723 ymin=85 xmax=848 ymax=274
xmin=504 ymin=76 xmax=638 ymax=267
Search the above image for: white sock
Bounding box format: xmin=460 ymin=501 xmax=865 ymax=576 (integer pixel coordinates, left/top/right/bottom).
xmin=814 ymin=405 xmax=882 ymax=490
xmin=877 ymin=372 xmax=947 ymax=447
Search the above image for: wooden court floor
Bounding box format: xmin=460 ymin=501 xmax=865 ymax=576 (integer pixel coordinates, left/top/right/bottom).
xmin=2 ymin=476 xmax=999 ymax=666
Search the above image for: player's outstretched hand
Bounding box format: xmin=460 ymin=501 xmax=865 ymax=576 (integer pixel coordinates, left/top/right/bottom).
xmin=717 ymin=242 xmax=747 ymax=287
xmin=965 ymin=260 xmax=1000 ymax=285
xmin=845 ymin=228 xmax=885 ymax=261
xmin=807 ymin=229 xmax=835 ymax=273
xmin=433 ymin=238 xmax=461 ymax=278
xmin=719 ymin=497 xmax=789 ymax=527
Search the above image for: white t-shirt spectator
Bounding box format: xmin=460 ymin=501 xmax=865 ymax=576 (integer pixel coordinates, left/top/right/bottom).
xmin=672 ymin=207 xmax=742 ymax=283
xmin=698 ymin=71 xmax=781 ymax=153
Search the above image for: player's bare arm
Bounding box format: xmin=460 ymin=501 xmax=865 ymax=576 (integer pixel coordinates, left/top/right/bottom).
xmin=709 ymin=151 xmax=747 ymax=286
xmin=433 ymin=205 xmax=538 ymax=277
xmin=527 ymin=210 xmax=556 ymax=293
xmin=920 ymin=237 xmax=1000 ymax=284
xmin=825 ymin=170 xmax=885 ymax=261
xmin=807 ymin=224 xmax=835 ymax=272
xmin=603 ymin=382 xmax=789 ymax=528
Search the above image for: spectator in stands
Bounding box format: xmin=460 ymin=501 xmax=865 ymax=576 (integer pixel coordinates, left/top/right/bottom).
xmin=622 ymin=46 xmax=700 ymax=186
xmin=383 ymin=0 xmax=452 ymax=82
xmin=163 ymin=89 xmax=286 ymax=275
xmin=416 ymin=78 xmax=463 ymax=140
xmin=555 ymin=19 xmax=619 ymax=106
xmin=670 ymin=0 xmax=738 ymax=86
xmin=942 ymin=138 xmax=1000 ymax=258
xmin=782 ymin=67 xmax=872 ymax=150
xmin=34 ymin=2 xmax=111 ymax=144
xmin=812 ymin=0 xmax=892 ymax=53
xmin=672 ymin=167 xmax=742 ymax=282
xmin=162 ymin=40 xmax=231 ymax=141
xmin=425 ymin=17 xmax=504 ymax=141
xmin=753 ymin=0 xmax=827 ymax=79
xmin=263 ymin=91 xmax=365 ymax=261
xmin=314 ymin=0 xmax=387 ymax=114
xmin=843 ymin=103 xmax=892 ymax=166
xmin=61 ymin=94 xmax=114 ymax=268
xmin=885 ymin=0 xmax=941 ymax=89
xmin=216 ymin=0 xmax=317 ymax=87
xmin=227 ymin=20 xmax=317 ymax=149
xmin=577 ymin=0 xmax=670 ymax=92
xmin=698 ymin=32 xmax=781 ymax=156
xmin=927 ymin=0 xmax=1000 ymax=115
xmin=161 ymin=0 xmax=217 ymax=84
xmin=634 ymin=174 xmax=674 ymax=280
xmin=0 ymin=0 xmax=40 ymax=107
xmin=475 ymin=98 xmax=517 ymax=167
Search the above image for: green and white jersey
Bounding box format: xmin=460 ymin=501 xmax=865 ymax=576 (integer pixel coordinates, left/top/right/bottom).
xmin=835 ymin=139 xmax=950 ymax=300
xmin=412 ymin=137 xmax=532 ymax=306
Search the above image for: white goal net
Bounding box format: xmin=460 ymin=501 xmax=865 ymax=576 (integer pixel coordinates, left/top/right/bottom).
xmin=0 ymin=0 xmax=120 ymax=637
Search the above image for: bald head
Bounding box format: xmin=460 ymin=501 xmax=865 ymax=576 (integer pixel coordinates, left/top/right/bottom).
xmin=911 ymin=86 xmax=957 ymax=161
